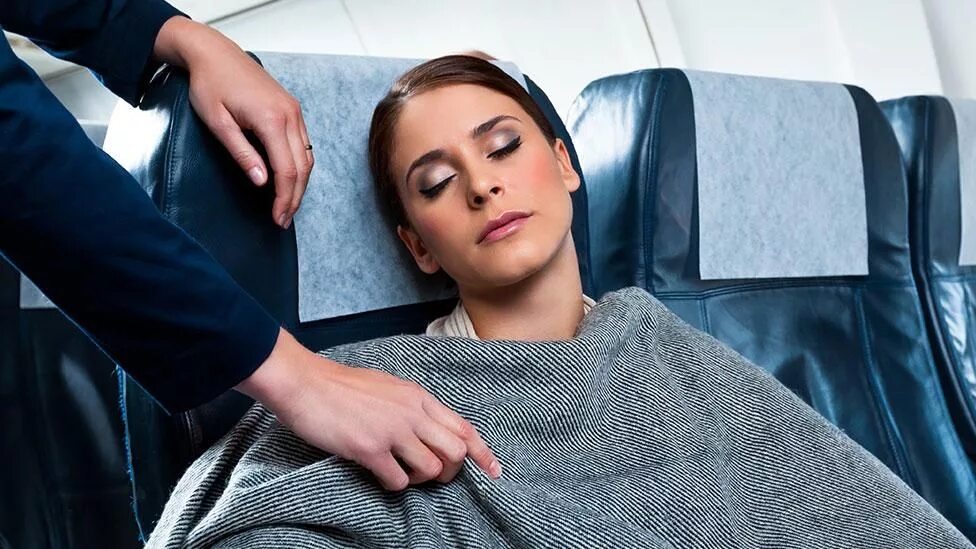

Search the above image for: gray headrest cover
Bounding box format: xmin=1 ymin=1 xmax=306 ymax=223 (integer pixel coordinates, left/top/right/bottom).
xmin=258 ymin=52 xmax=527 ymax=321
xmin=949 ymin=98 xmax=976 ymax=266
xmin=685 ymin=70 xmax=868 ymax=280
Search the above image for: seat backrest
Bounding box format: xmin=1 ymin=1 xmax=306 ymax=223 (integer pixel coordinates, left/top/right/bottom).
xmin=2 ymin=121 xmax=141 ymax=549
xmin=104 ymin=53 xmax=593 ymax=539
xmin=882 ymin=96 xmax=976 ymax=464
xmin=0 ymin=260 xmax=45 ymax=549
xmin=568 ymin=68 xmax=976 ymax=538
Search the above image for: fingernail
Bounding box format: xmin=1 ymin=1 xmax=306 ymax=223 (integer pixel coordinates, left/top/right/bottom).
xmin=490 ymin=460 xmax=502 ymax=478
xmin=248 ymin=166 xmax=265 ymax=185
xmin=279 ymin=214 xmax=291 ymax=229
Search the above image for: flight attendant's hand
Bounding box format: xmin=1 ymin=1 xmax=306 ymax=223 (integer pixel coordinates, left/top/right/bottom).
xmin=152 ymin=16 xmax=312 ymax=230
xmin=236 ymin=328 xmax=503 ymax=490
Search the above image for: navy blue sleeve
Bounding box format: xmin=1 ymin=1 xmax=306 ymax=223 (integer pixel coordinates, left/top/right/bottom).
xmin=0 ymin=37 xmax=280 ymax=413
xmin=0 ymin=0 xmax=184 ymax=105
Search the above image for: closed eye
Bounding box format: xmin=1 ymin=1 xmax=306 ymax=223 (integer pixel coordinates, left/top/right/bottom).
xmin=488 ymin=136 xmax=522 ymax=160
xmin=420 ymin=174 xmax=455 ymax=199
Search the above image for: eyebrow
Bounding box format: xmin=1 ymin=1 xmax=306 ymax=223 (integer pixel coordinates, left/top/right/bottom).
xmin=472 ymin=114 xmax=520 ymax=139
xmin=403 ymin=115 xmax=522 ymax=186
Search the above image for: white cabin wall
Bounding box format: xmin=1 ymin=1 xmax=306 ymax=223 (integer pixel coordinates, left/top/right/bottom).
xmin=642 ymin=0 xmax=855 ymax=82
xmin=638 ymin=0 xmax=943 ymax=100
xmin=340 ymin=0 xmax=659 ymax=118
xmin=38 ymin=0 xmax=976 ymax=122
xmin=921 ymin=0 xmax=976 ymax=100
xmin=830 ymin=0 xmax=941 ymax=99
xmin=214 ymin=0 xmax=364 ymax=55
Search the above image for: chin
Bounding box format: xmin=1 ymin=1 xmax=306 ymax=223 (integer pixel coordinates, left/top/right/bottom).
xmin=482 ymin=269 xmax=539 ymax=289
xmin=477 ymin=245 xmax=551 ymax=287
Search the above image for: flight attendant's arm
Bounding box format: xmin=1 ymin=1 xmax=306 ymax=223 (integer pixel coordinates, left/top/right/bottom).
xmin=0 ymin=34 xmax=280 ymax=412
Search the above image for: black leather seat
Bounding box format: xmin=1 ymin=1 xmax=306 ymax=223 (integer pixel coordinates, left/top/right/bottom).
xmin=568 ymin=68 xmax=976 ymax=539
xmin=0 ymin=259 xmax=47 ymax=549
xmin=104 ymin=53 xmax=594 ymax=539
xmin=882 ymin=96 xmax=976 ymax=466
xmin=17 ymin=303 xmax=140 ymax=547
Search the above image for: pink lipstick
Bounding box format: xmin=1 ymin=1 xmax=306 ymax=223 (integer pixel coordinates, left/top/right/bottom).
xmin=478 ymin=211 xmax=532 ymax=244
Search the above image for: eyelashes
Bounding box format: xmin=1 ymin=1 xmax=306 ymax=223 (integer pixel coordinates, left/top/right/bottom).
xmin=488 ymin=136 xmax=522 ymax=160
xmin=419 ymin=136 xmax=523 ymax=199
xmin=419 ymin=175 xmax=454 ymax=198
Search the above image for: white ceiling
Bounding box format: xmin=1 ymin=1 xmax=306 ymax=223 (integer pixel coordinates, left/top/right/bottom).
xmin=5 ymin=0 xmax=274 ymax=78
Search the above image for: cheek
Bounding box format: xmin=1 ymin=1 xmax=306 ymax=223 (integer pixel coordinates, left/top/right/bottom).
xmin=517 ymin=147 xmax=562 ymax=192
xmin=415 ymin=214 xmax=446 ymax=239
xmin=411 ymin=206 xmax=457 ymax=251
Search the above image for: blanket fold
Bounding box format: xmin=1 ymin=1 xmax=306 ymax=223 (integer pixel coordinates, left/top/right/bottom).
xmin=148 ymin=287 xmax=972 ymax=548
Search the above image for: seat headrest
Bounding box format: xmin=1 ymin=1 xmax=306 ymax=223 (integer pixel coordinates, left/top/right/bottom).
xmin=569 ymin=69 xmax=911 ymax=295
xmin=955 ymin=99 xmax=976 ymax=267
xmin=261 ymin=53 xmax=528 ymax=321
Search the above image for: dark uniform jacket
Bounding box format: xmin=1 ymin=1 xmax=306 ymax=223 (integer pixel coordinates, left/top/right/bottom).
xmin=0 ymin=0 xmax=279 ymax=412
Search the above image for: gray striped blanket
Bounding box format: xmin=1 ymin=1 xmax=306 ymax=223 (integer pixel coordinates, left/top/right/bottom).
xmin=147 ymin=287 xmax=971 ymax=548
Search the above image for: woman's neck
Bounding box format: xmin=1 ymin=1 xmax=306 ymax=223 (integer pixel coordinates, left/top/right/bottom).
xmin=458 ymin=235 xmax=584 ymax=341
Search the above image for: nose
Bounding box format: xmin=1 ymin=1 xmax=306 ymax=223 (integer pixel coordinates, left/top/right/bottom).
xmin=467 ymin=171 xmax=504 ymax=208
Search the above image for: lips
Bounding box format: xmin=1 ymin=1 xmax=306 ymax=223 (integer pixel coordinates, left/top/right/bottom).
xmin=478 ymin=211 xmax=532 ymax=244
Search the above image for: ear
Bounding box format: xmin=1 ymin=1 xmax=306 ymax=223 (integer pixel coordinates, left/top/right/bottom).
xmin=397 ymin=225 xmax=442 ymax=274
xmin=552 ymin=138 xmax=581 ymax=193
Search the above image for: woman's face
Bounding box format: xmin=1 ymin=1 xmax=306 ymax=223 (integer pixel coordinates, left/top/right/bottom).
xmin=389 ymin=83 xmax=580 ymax=291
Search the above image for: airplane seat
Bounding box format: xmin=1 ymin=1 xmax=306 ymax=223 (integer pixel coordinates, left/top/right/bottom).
xmin=1 ymin=122 xmax=142 ymax=549
xmin=102 ymin=52 xmax=594 ymax=540
xmin=0 ymin=260 xmax=46 ymax=549
xmin=567 ymin=69 xmax=976 ymax=539
xmin=881 ymin=96 xmax=976 ymax=466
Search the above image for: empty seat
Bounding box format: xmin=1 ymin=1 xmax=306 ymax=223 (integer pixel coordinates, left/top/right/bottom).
xmin=882 ymin=96 xmax=976 ymax=465
xmin=568 ymin=68 xmax=976 ymax=538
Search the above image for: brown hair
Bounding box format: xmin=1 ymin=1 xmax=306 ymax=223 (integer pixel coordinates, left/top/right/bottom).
xmin=368 ymin=55 xmax=557 ymax=227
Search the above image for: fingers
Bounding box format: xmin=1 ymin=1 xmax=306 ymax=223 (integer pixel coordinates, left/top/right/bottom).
xmin=284 ymin=114 xmax=313 ymax=217
xmin=413 ymin=419 xmax=467 ymax=483
xmin=433 ymin=457 xmax=465 ymax=485
xmin=370 ymin=397 xmax=501 ymax=491
xmin=251 ymin=112 xmax=299 ymax=228
xmin=423 ymin=397 xmax=501 ymax=479
xmin=361 ymin=451 xmax=410 ymax=492
xmin=185 ymin=40 xmax=312 ymax=230
xmin=394 ymin=436 xmax=449 ymax=485
xmin=292 ymin=101 xmax=314 ymax=169
xmin=209 ymin=106 xmax=269 ymax=187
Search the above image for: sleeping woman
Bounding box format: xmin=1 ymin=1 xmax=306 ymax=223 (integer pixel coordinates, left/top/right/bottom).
xmin=146 ymin=56 xmax=973 ymax=548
